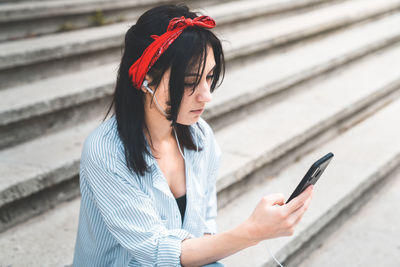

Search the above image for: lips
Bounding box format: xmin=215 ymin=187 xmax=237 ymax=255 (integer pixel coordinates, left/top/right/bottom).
xmin=191 ymin=108 xmax=204 ymax=114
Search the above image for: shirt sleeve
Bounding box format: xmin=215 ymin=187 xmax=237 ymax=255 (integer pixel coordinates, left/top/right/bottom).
xmin=203 ymin=125 xmax=222 ymax=236
xmin=80 ymin=136 xmax=194 ymax=266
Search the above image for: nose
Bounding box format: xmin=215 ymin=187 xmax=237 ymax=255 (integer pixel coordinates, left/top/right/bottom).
xmin=196 ymin=80 xmax=212 ymax=103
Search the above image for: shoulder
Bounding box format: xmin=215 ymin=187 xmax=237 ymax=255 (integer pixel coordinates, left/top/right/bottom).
xmin=80 ymin=116 xmax=144 ymax=191
xmin=194 ymin=117 xmax=221 ymax=158
xmin=194 ymin=117 xmax=216 ymax=141
xmin=81 ymin=115 xmax=123 ymax=171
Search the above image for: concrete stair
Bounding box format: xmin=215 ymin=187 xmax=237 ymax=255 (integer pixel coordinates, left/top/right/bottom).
xmin=219 ymin=94 xmax=400 ymax=266
xmin=1 ymin=0 xmax=330 ymax=42
xmin=1 ymin=0 xmax=399 ymax=89
xmin=296 ymin=168 xmax=400 ymax=267
xmin=1 ymin=0 xmax=400 ymax=265
xmin=0 ymin=0 xmax=220 ymax=42
xmin=3 ymin=1 xmax=400 ymax=148
xmin=0 ymin=0 xmax=336 ymax=89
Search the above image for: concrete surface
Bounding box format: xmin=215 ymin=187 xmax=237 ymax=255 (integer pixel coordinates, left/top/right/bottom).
xmin=219 ymin=91 xmax=400 ymax=267
xmin=0 ymin=197 xmax=81 ymax=266
xmin=298 ymin=169 xmax=400 ymax=267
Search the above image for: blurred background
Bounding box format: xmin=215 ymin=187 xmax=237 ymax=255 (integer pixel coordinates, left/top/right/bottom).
xmin=1 ymin=0 xmax=400 ymax=266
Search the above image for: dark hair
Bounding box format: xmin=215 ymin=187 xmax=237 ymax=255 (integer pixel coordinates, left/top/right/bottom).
xmin=103 ymin=3 xmax=225 ymax=176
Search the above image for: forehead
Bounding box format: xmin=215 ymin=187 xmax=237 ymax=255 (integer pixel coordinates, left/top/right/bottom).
xmin=186 ymin=47 xmax=216 ymax=75
xmin=204 ymin=46 xmax=216 ymax=67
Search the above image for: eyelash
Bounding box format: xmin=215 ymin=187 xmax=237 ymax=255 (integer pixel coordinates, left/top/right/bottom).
xmin=184 ymin=75 xmax=215 ymax=87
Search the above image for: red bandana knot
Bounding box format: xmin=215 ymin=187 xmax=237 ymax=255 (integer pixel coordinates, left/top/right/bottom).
xmin=129 ymin=15 xmax=216 ymax=89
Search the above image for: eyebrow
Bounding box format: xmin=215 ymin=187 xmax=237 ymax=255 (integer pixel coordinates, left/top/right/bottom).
xmin=186 ymin=64 xmax=216 ymax=77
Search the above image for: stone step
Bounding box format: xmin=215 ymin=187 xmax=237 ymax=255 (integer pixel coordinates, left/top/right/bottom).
xmin=0 ymin=0 xmax=332 ymax=42
xmin=218 ymin=90 xmax=400 ymax=267
xmin=0 ymin=197 xmax=81 ymax=266
xmin=214 ymin=42 xmax=400 ymax=207
xmin=295 ymin=168 xmax=400 ymax=267
xmin=2 ymin=40 xmax=400 ymax=232
xmin=0 ymin=63 xmax=116 ymax=149
xmin=0 ymin=0 xmax=328 ymax=89
xmin=1 ymin=0 xmax=398 ymax=89
xmin=0 ymin=119 xmax=98 ymax=233
xmin=2 ymin=71 xmax=400 ymax=267
xmin=2 ymin=12 xmax=400 ymax=149
xmin=218 ymin=0 xmax=400 ymax=61
xmin=208 ymin=12 xmax=400 ymax=129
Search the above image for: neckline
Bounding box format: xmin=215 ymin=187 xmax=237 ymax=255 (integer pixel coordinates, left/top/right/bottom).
xmin=175 ymin=193 xmax=186 ymax=200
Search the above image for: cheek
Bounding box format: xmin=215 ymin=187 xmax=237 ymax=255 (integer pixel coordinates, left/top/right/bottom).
xmin=179 ymin=100 xmax=190 ymax=113
xmin=156 ymin=85 xmax=169 ymax=105
xmin=180 ymin=93 xmax=194 ymax=111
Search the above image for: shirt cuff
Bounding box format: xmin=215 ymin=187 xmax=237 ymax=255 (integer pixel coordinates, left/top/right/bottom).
xmin=203 ymin=219 xmax=217 ymax=235
xmin=156 ymin=229 xmax=194 ymax=266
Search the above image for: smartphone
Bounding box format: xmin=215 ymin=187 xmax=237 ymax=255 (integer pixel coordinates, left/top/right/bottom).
xmin=285 ymin=152 xmax=334 ymax=204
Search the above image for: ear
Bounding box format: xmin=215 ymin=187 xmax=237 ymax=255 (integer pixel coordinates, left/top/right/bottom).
xmin=140 ymin=81 xmax=147 ymax=94
xmin=141 ymin=74 xmax=152 ymax=94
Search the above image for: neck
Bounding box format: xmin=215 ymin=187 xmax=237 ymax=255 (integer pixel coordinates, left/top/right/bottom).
xmin=143 ymin=99 xmax=174 ymax=147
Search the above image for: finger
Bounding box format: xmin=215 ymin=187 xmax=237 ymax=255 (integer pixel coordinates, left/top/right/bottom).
xmin=264 ymin=193 xmax=285 ymax=206
xmin=289 ymin=193 xmax=313 ymax=225
xmin=273 ymin=197 xmax=285 ymax=206
xmin=285 ymin=185 xmax=313 ymax=213
xmin=292 ymin=210 xmax=305 ymax=227
xmin=293 ymin=188 xmax=313 ymax=212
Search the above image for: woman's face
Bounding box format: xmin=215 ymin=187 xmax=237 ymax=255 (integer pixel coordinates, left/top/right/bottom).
xmin=142 ymin=46 xmax=216 ymax=125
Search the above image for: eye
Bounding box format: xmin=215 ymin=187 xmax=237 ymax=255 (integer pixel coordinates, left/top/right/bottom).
xmin=207 ymin=74 xmax=215 ymax=81
xmin=184 ymin=82 xmax=196 ymax=87
xmin=184 ymin=74 xmax=215 ymax=87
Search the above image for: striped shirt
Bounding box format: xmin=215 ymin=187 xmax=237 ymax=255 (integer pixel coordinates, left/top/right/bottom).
xmin=72 ymin=115 xmax=222 ymax=267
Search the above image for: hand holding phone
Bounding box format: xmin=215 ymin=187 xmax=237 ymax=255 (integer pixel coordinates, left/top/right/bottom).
xmin=244 ymin=152 xmax=333 ymax=245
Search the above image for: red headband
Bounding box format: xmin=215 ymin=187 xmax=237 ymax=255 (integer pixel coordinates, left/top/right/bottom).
xmin=128 ymin=15 xmax=216 ymax=89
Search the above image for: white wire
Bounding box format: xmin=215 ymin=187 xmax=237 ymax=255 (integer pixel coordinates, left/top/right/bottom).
xmin=195 ymin=123 xmax=198 ymax=153
xmin=173 ymin=127 xmax=186 ymax=161
xmin=143 ymin=79 xmax=168 ymax=117
xmin=265 ymin=243 xmax=284 ymax=267
xmin=151 ymin=91 xmax=168 ymax=117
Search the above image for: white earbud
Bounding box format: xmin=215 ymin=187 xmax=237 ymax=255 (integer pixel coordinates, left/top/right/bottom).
xmin=142 ymin=79 xmax=154 ymax=94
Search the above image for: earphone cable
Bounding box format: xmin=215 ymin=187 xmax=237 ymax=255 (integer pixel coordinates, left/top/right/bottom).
xmin=265 ymin=243 xmax=284 ymax=267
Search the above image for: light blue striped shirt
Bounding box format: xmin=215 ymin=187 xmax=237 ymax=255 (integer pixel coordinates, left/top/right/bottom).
xmin=72 ymin=115 xmax=222 ymax=266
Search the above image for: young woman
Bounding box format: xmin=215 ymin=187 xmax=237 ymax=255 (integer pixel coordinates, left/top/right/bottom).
xmin=72 ymin=4 xmax=313 ymax=267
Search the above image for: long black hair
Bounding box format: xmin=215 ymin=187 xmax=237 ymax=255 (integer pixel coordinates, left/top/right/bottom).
xmin=103 ymin=3 xmax=225 ymax=176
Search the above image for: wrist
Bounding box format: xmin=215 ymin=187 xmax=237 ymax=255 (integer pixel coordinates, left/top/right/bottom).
xmin=234 ymin=220 xmax=260 ymax=247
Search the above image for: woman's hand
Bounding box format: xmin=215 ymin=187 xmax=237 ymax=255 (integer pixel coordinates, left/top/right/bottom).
xmin=180 ymin=187 xmax=313 ymax=266
xmin=244 ymin=185 xmax=314 ymax=244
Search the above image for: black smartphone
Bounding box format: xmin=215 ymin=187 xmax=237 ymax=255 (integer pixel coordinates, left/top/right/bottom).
xmin=285 ymin=152 xmax=334 ymax=204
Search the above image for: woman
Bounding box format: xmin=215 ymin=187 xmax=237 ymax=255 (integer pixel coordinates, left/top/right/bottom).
xmin=73 ymin=3 xmax=313 ymax=267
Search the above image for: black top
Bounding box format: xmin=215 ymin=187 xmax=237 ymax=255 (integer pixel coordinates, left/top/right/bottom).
xmin=175 ymin=194 xmax=187 ymax=223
